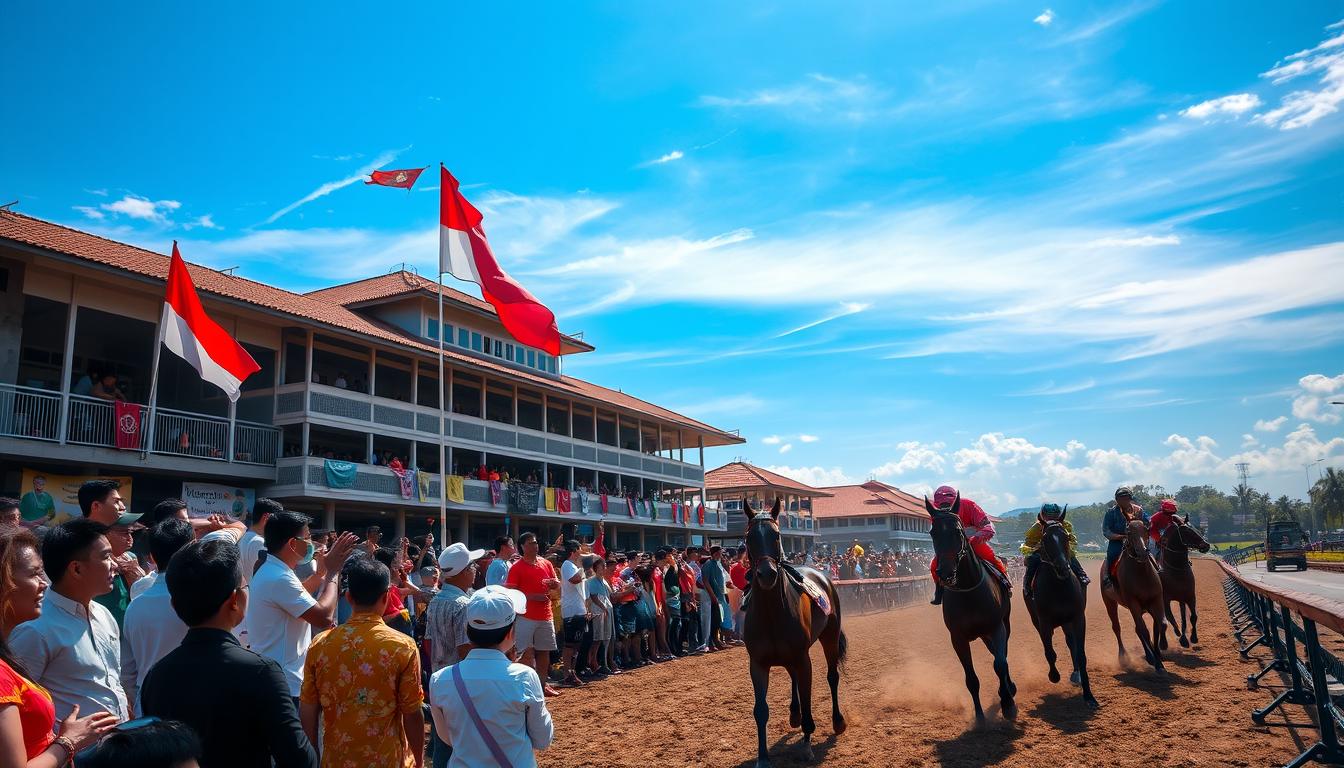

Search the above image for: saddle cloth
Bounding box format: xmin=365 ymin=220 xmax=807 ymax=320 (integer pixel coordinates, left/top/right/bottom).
xmin=785 ymin=563 xmax=832 ymax=616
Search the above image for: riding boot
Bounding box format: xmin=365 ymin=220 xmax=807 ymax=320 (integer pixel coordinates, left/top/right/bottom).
xmin=1022 ymin=554 xmax=1040 ymax=599
xmin=930 ymin=583 xmax=944 ymax=605
xmin=1069 ymin=557 xmax=1091 ymax=586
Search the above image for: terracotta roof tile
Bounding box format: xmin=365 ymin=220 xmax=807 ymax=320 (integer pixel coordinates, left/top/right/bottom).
xmin=0 ymin=210 xmax=740 ymax=445
xmin=704 ymin=462 xmax=833 ymax=496
xmin=811 ymin=481 xmax=926 ymax=519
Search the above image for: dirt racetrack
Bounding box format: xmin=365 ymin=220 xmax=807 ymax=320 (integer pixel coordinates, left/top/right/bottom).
xmin=543 ymin=560 xmax=1320 ymax=767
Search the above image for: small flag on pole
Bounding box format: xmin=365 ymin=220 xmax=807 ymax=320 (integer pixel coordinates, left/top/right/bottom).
xmin=160 ymin=243 xmax=261 ymax=402
xmin=365 ymin=167 xmax=426 ymax=189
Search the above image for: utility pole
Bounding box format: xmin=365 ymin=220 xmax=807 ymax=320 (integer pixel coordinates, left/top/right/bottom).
xmin=1236 ymin=462 xmax=1252 ymax=531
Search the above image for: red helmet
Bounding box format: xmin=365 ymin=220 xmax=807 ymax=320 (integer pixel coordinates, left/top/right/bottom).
xmin=1160 ymin=499 xmax=1178 ymax=513
xmin=933 ymin=485 xmax=957 ymax=507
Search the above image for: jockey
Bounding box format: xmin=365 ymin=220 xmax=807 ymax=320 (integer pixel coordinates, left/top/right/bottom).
xmin=1148 ymin=498 xmax=1180 ymax=548
xmin=929 ymin=485 xmax=1011 ymax=606
xmin=1019 ymin=503 xmax=1090 ymax=600
xmin=1101 ymin=486 xmax=1150 ymax=590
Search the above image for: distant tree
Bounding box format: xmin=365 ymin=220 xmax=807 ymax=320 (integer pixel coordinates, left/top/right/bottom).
xmin=1312 ymin=467 xmax=1344 ymax=533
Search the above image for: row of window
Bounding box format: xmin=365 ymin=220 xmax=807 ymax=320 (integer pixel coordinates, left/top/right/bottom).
xmin=820 ymin=516 xmax=930 ymax=532
xmin=426 ymin=320 xmax=557 ymax=375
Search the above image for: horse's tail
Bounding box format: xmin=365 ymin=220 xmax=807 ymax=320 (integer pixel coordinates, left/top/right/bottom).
xmin=837 ymin=628 xmax=849 ymax=674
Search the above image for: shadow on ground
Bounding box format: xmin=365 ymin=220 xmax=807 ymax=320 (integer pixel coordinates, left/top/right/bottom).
xmin=1027 ymin=691 xmax=1098 ymax=734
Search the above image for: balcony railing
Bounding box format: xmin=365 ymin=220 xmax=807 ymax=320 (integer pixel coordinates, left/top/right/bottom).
xmin=0 ymin=384 xmax=281 ymax=467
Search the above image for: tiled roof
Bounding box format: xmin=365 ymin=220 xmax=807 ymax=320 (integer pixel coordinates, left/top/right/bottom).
xmin=812 ymin=481 xmax=926 ymax=519
xmin=704 ymin=462 xmax=833 ymax=496
xmin=0 ymin=210 xmax=740 ymax=445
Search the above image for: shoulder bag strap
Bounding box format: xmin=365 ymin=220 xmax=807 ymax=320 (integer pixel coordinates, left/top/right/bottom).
xmin=451 ymin=663 xmax=515 ymax=768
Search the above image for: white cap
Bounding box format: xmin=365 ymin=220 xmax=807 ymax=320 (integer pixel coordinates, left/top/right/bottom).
xmin=466 ymin=585 xmax=528 ymax=631
xmin=438 ymin=542 xmax=486 ymax=576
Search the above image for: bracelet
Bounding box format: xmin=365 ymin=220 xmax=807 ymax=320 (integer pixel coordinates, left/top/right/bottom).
xmin=53 ymin=734 xmax=77 ymax=765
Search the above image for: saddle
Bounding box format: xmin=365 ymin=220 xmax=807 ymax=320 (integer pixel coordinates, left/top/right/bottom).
xmin=743 ymin=562 xmax=833 ymax=616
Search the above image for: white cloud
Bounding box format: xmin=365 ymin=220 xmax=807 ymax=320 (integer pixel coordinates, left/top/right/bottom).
xmin=761 ymin=435 xmax=782 ymax=445
xmin=1179 ymin=93 xmax=1262 ymax=120
xmin=265 ymin=147 xmax=409 ymax=225
xmin=1230 ymin=423 xmax=1344 ymax=477
xmin=1255 ymin=416 xmax=1289 ymax=432
xmin=1242 ymin=434 xmax=1260 ymax=448
xmin=72 ymin=206 xmax=105 ymax=221
xmin=1086 ymin=234 xmax=1181 ymax=248
xmin=764 ymin=465 xmax=855 ymax=488
xmin=871 ymin=441 xmax=947 ymax=477
xmin=645 ymin=150 xmax=684 ymax=166
xmin=1033 ymin=9 xmax=1055 ymax=27
xmin=779 ymin=443 xmax=793 ymax=454
xmin=669 ymin=394 xmax=765 ymax=419
xmin=83 ymin=188 xmax=108 ymax=197
xmin=475 ymin=191 xmax=616 ymax=258
xmin=699 ymin=74 xmax=882 ymax=120
xmin=1011 ymin=378 xmax=1097 ymax=397
xmin=774 ymin=302 xmax=870 ymax=338
xmin=1292 ymin=373 xmax=1344 ymax=424
xmin=101 ymin=195 xmax=181 ymax=225
xmin=184 ymin=214 xmax=221 ymax=231
xmin=1255 ymin=25 xmax=1344 ymax=130
xmin=1050 ymin=1 xmax=1156 ymax=45
xmin=799 ymin=434 xmax=819 ymax=443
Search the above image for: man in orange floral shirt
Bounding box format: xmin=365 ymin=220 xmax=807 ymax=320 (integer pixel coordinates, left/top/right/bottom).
xmin=299 ymin=556 xmax=424 ymax=768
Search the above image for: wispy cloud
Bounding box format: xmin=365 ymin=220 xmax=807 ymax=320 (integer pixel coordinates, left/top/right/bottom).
xmin=699 ymin=74 xmax=883 ymax=121
xmin=1255 ymin=416 xmax=1288 ymax=432
xmin=1011 ymin=379 xmax=1098 ymax=397
xmin=1086 ymin=234 xmax=1181 ymax=248
xmin=184 ymin=214 xmax=221 ymax=231
xmin=1033 ymin=9 xmax=1055 ymax=27
xmin=1180 ymin=93 xmax=1261 ymax=121
xmin=1255 ymin=23 xmax=1344 ymax=130
xmin=642 ymin=150 xmax=684 ymax=167
xmin=264 ymin=147 xmax=408 ymax=225
xmin=1050 ymin=1 xmax=1156 ymax=46
xmin=774 ymin=302 xmax=870 ymax=338
xmin=72 ymin=205 xmax=105 ymax=221
xmin=799 ymin=434 xmax=819 ymax=443
xmin=670 ymin=394 xmax=764 ymax=419
xmin=779 ymin=443 xmax=793 ymax=454
xmin=761 ymin=435 xmax=782 ymax=445
xmin=83 ymin=188 xmax=107 ymax=197
xmin=101 ymin=194 xmax=181 ymax=225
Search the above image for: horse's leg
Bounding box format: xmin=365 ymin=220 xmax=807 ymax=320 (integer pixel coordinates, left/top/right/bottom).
xmin=789 ymin=678 xmax=801 ymax=729
xmin=1160 ymin=600 xmax=1174 ymax=650
xmin=1064 ymin=619 xmax=1098 ymax=707
xmin=1187 ymin=594 xmax=1199 ymax=645
xmin=750 ymin=660 xmax=772 ymax=768
xmin=821 ymin=618 xmax=847 ymax=735
xmin=982 ymin=627 xmax=1017 ymax=719
xmin=952 ymin=638 xmax=985 ymax=725
xmin=793 ymin=658 xmax=817 ymax=762
xmin=1104 ymin=592 xmax=1126 ymax=659
xmin=1149 ymin=604 xmax=1167 ymax=675
xmin=1037 ymin=621 xmax=1060 ymax=684
xmin=1128 ymin=605 xmax=1154 ymax=666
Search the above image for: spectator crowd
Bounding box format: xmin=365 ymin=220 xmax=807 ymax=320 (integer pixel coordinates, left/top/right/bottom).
xmin=0 ymin=483 xmax=753 ymax=768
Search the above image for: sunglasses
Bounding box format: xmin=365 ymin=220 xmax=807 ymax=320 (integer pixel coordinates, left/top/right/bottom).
xmin=75 ymin=716 xmax=161 ymax=762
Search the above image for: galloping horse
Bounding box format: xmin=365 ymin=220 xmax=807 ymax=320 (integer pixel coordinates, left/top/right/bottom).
xmin=1158 ymin=515 xmax=1210 ymax=650
xmin=927 ymin=495 xmax=1017 ymax=723
xmin=1100 ymin=519 xmax=1167 ymax=674
xmin=742 ymin=498 xmax=847 ymax=767
xmin=1024 ymin=512 xmax=1097 ymax=707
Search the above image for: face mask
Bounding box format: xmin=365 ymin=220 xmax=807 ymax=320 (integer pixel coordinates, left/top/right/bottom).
xmin=298 ymin=539 xmax=316 ymax=565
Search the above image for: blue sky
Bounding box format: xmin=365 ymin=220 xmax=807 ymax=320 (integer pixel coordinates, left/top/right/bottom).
xmin=4 ymin=2 xmax=1344 ymax=511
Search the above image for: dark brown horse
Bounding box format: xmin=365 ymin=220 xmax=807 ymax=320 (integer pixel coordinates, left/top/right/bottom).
xmin=743 ymin=498 xmax=847 ymax=767
xmin=927 ymin=495 xmax=1017 ymax=724
xmin=1157 ymin=514 xmax=1210 ymax=650
xmin=1100 ymin=519 xmax=1167 ymax=674
xmin=1024 ymin=512 xmax=1097 ymax=707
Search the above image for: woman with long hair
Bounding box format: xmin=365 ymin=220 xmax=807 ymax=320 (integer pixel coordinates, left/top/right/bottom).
xmin=0 ymin=527 xmax=118 ymax=767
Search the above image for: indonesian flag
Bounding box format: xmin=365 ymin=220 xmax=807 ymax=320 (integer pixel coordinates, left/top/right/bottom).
xmin=365 ymin=167 xmax=425 ymax=189
xmin=439 ymin=166 xmax=561 ymax=355
xmin=160 ymin=244 xmax=261 ymax=402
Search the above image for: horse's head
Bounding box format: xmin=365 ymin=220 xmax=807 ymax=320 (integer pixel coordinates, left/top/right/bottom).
xmin=1168 ymin=514 xmax=1210 ymax=554
xmin=1124 ymin=518 xmax=1148 ymax=554
xmin=1040 ymin=506 xmax=1071 ymax=572
xmin=926 ymin=493 xmax=966 ymax=584
xmin=744 ymin=497 xmax=783 ymax=589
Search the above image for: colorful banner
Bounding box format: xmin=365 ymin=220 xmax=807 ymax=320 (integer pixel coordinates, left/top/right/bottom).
xmin=114 ymin=401 xmax=142 ymax=451
xmin=391 ymin=467 xmax=413 ymax=499
xmin=508 ymin=483 xmax=541 ymax=516
xmin=324 ymin=459 xmax=358 ymax=488
xmin=19 ymin=469 xmax=133 ymax=527
xmin=446 ymin=475 xmax=465 ymax=503
xmin=181 ymin=482 xmax=254 ymax=519
xmin=416 ymin=471 xmax=433 ymax=503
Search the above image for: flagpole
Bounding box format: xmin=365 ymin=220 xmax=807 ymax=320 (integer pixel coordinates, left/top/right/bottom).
xmin=143 ymin=243 xmax=171 ymax=458
xmin=437 ymin=188 xmax=449 ymax=546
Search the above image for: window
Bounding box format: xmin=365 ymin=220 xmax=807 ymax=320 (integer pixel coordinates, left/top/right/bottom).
xmin=517 ymin=388 xmax=544 ymax=431
xmin=451 ymin=371 xmax=482 ymax=418
xmin=470 ymin=332 xmax=482 ymax=353
xmin=457 ymin=328 xmax=469 ymax=348
xmin=572 ymin=403 xmax=595 ymax=441
xmin=548 ymin=356 xmax=557 ymax=374
xmin=515 ymin=346 xmax=526 ymax=364
xmin=547 ymin=398 xmax=570 ymax=436
xmin=426 ymin=321 xmax=437 ymax=340
xmin=485 ymin=383 xmax=514 ymax=424
xmin=526 ymin=350 xmax=536 ymax=368
xmin=596 ymin=411 xmax=618 ymax=446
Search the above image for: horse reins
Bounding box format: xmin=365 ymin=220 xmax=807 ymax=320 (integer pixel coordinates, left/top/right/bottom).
xmin=934 ymin=512 xmax=987 ymax=593
xmin=1039 ymin=520 xmax=1071 ymax=578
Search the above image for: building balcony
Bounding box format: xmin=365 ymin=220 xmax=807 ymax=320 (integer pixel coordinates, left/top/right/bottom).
xmin=0 ymin=383 xmax=280 ymax=478
xmin=264 ymin=456 xmax=726 ymax=530
xmin=273 ymin=382 xmax=707 ymax=486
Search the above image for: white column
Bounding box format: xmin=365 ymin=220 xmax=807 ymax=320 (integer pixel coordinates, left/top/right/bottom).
xmin=410 ymin=358 xmax=419 ymax=406
xmin=56 ymin=281 xmax=78 ymax=445
xmin=323 ymin=501 xmax=336 ymax=531
xmin=395 ymin=508 xmax=407 ymax=540
xmin=459 ymin=511 xmax=470 ymax=546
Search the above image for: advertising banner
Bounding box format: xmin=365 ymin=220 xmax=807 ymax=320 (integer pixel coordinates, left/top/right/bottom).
xmin=181 ymin=482 xmax=255 ymax=519
xmin=19 ymin=469 xmax=133 ymax=526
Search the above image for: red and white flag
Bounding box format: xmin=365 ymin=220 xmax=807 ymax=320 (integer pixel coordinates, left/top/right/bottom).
xmin=439 ymin=166 xmax=561 ymax=355
xmin=160 ymin=243 xmax=261 ymax=402
xmin=365 ymin=167 xmax=426 ymax=189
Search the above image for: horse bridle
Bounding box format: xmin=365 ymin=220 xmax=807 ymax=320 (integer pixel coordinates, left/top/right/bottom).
xmin=1122 ymin=523 xmax=1150 ymax=561
xmin=1039 ymin=520 xmax=1071 ymax=578
xmin=1160 ymin=520 xmax=1203 ymax=567
xmin=933 ymin=511 xmax=986 ymax=592
xmin=746 ymin=516 xmax=784 ymax=590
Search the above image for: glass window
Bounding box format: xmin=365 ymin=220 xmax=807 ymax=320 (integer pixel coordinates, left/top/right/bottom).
xmin=506 ymin=343 xmax=514 ymax=361
xmin=471 ymin=332 xmax=482 ymax=352
xmin=443 ymin=323 xmax=452 ymax=341
xmin=526 ymin=350 xmax=536 ymax=368
xmin=515 ymin=346 xmax=526 ymax=364
xmin=547 ymin=356 xmax=557 ymax=374
xmin=457 ymin=328 xmax=469 ymax=348
xmin=425 ymin=320 xmax=438 ymax=340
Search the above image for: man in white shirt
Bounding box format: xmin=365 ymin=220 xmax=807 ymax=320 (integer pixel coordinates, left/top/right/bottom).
xmin=428 ymin=586 xmax=553 ymax=768
xmin=10 ymin=518 xmax=130 ymax=721
xmin=240 ymin=499 xmax=277 ymax=584
xmin=247 ymin=508 xmax=357 ymax=701
xmin=120 ymin=518 xmax=195 ymax=709
xmin=425 ymin=542 xmax=483 ymax=768
xmin=557 ymin=540 xmax=589 ymax=688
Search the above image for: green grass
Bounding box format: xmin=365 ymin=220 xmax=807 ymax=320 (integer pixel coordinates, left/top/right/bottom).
xmin=1211 ymin=540 xmax=1261 ymax=552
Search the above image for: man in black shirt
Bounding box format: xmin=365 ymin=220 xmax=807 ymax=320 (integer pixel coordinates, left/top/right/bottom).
xmin=141 ymin=538 xmax=317 ymax=768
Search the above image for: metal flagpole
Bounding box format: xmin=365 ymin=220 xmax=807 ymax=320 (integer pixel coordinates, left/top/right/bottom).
xmin=438 ymin=255 xmax=448 ymax=546
xmin=142 ymin=244 xmax=171 ymax=458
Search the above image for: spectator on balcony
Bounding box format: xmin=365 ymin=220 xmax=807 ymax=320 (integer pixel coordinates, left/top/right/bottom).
xmin=332 ymin=373 xmax=348 ymax=390
xmin=72 ymin=367 xmax=96 ymax=397
xmin=91 ymin=373 xmax=126 ymax=403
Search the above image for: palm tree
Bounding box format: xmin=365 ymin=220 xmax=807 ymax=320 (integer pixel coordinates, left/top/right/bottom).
xmin=1312 ymin=467 xmax=1344 ymax=534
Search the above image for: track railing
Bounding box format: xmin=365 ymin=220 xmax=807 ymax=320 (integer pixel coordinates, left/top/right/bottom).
xmin=1221 ymin=560 xmax=1344 ymax=767
xmin=1223 ymin=543 xmax=1265 ymax=566
xmin=833 ymin=575 xmax=931 ymax=614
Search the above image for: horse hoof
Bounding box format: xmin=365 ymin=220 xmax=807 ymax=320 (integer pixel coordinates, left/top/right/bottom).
xmin=800 ymin=745 xmax=815 ymax=762
xmin=1070 ymin=671 xmax=1081 ymax=685
xmin=1085 ymin=696 xmax=1100 ymax=708
xmin=1002 ymin=702 xmax=1018 ymax=719
xmin=1048 ymin=669 xmax=1060 ymax=684
xmin=755 ymin=760 xmax=773 ymax=768
xmin=834 ymin=716 xmax=848 ymax=736
xmin=1179 ymin=637 xmax=1190 ymax=649
xmin=1155 ymin=666 xmax=1168 ymax=677
xmin=789 ymin=712 xmax=801 ymax=729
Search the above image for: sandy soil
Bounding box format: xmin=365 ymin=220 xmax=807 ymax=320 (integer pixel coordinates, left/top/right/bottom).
xmin=541 ymin=560 xmax=1320 ymax=767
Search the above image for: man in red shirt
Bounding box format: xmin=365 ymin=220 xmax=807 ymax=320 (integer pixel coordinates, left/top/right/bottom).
xmin=929 ymin=484 xmax=1011 ymax=605
xmin=1149 ymin=499 xmax=1180 ymax=547
xmin=504 ymin=531 xmax=562 ymax=696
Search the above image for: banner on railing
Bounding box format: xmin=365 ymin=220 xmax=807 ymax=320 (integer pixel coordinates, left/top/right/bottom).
xmin=114 ymin=402 xmax=142 ymax=451
xmin=181 ymin=482 xmax=255 ymax=519
xmin=19 ymin=469 xmax=134 ymax=527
